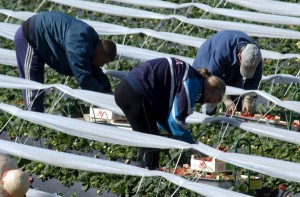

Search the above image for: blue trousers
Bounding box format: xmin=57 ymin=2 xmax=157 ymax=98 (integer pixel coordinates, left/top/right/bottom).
xmin=14 ymin=26 xmax=45 ymax=112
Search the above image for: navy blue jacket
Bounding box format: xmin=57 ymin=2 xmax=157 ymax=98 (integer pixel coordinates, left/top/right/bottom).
xmin=25 ymin=11 xmax=111 ymax=93
xmin=193 ymin=30 xmax=262 ymax=90
xmin=125 ymin=57 xmax=204 ymax=143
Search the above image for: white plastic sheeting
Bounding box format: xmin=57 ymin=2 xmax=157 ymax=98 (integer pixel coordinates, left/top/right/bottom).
xmin=103 ymin=69 xmax=300 ymax=86
xmin=0 ymin=140 xmax=251 ymax=197
xmin=186 ymin=113 xmax=300 ymax=145
xmin=1 ymin=74 xmax=300 ymax=115
xmin=0 ymin=103 xmax=187 ymax=149
xmin=226 ymin=0 xmax=300 ymax=17
xmin=105 ymin=70 xmax=300 ymax=115
xmin=1 ymin=10 xmax=300 ymax=60
xmin=1 ymin=99 xmax=300 ymax=147
xmin=0 ymin=44 xmax=194 ymax=67
xmin=1 ymin=104 xmax=300 ymax=184
xmin=47 ymin=0 xmax=300 ymax=39
xmin=116 ymin=44 xmax=194 ymax=64
xmin=27 ymin=189 xmax=61 ymax=197
xmin=0 ymin=73 xmax=122 ymax=115
xmin=260 ymin=50 xmax=300 ymax=60
xmin=225 ymin=86 xmax=300 ymax=112
xmin=103 ymin=68 xmax=128 ymax=79
xmin=0 ymin=8 xmax=35 ymax=19
xmin=0 ymin=48 xmax=17 ymax=67
xmin=0 ymin=72 xmax=44 ymax=89
xmin=1 ymin=73 xmax=300 ymax=146
xmin=82 ymin=20 xmax=207 ymax=48
xmin=2 ymin=43 xmax=298 ymax=69
xmin=0 ymin=9 xmax=205 ymax=48
xmin=1 ymin=74 xmax=300 ymax=145
xmin=261 ymin=74 xmax=300 ymax=84
xmin=109 ymin=0 xmax=300 ymax=25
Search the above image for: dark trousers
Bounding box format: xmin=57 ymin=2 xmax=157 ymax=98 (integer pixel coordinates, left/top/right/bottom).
xmin=14 ymin=26 xmax=45 ymax=112
xmin=115 ymin=80 xmax=160 ymax=170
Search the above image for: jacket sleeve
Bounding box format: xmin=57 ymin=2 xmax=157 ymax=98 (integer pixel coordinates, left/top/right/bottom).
xmin=244 ymin=60 xmax=263 ymax=90
xmin=168 ymin=98 xmax=195 ymax=143
xmin=167 ymin=75 xmax=202 ymax=143
xmin=64 ymin=26 xmax=111 ymax=93
xmin=90 ymin=66 xmax=112 ymax=93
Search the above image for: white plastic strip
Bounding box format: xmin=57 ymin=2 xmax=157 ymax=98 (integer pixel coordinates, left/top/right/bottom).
xmin=0 ymin=103 xmax=188 ymax=149
xmin=186 ymin=113 xmax=300 ymax=145
xmin=0 ymin=45 xmax=194 ymax=67
xmin=2 ymin=97 xmax=300 ymax=148
xmin=109 ymin=0 xmax=300 ymax=25
xmin=0 ymin=75 xmax=300 ymax=114
xmin=108 ymin=0 xmax=179 ymax=9
xmin=0 ymin=140 xmax=251 ymax=197
xmin=1 ymin=104 xmax=300 ymax=184
xmin=1 ymin=8 xmax=300 ymax=60
xmin=116 ymin=44 xmax=194 ymax=64
xmin=261 ymin=74 xmax=300 ymax=84
xmin=47 ymin=0 xmax=300 ymax=39
xmin=27 ymin=189 xmax=61 ymax=197
xmin=0 ymin=74 xmax=300 ymax=115
xmin=1 ymin=22 xmax=300 ymax=63
xmin=103 ymin=69 xmax=300 ymax=86
xmin=0 ymin=8 xmax=35 ymax=19
xmin=226 ymin=0 xmax=300 ymax=17
xmin=105 ymin=71 xmax=300 ymax=119
xmin=0 ymin=48 xmax=18 ymax=67
xmin=0 ymin=9 xmax=205 ymax=48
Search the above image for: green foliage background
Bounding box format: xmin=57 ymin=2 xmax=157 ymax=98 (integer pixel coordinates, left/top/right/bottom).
xmin=0 ymin=0 xmax=300 ymax=196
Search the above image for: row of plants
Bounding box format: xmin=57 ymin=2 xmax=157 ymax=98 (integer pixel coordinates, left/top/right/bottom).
xmin=0 ymin=0 xmax=299 ymax=196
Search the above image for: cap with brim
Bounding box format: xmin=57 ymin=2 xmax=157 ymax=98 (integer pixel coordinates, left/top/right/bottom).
xmin=240 ymin=44 xmax=262 ymax=79
xmin=2 ymin=169 xmax=30 ymax=197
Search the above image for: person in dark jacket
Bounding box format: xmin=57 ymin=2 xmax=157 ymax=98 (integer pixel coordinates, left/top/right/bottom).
xmin=14 ymin=11 xmax=117 ymax=112
xmin=114 ymin=57 xmax=226 ymax=170
xmin=193 ymin=30 xmax=262 ymax=114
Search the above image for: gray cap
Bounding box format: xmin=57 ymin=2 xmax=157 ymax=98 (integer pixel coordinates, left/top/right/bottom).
xmin=240 ymin=44 xmax=262 ymax=79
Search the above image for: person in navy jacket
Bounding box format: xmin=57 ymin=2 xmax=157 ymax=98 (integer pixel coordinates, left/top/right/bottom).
xmin=193 ymin=30 xmax=262 ymax=114
xmin=14 ymin=11 xmax=117 ymax=112
xmin=115 ymin=57 xmax=226 ymax=169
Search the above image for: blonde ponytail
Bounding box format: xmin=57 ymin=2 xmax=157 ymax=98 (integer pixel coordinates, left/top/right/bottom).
xmin=197 ymin=68 xmax=212 ymax=79
xmin=197 ymin=68 xmax=226 ymax=103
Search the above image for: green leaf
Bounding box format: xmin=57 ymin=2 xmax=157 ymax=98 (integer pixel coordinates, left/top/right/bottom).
xmin=81 ymin=182 xmax=90 ymax=191
xmin=239 ymin=183 xmax=249 ymax=193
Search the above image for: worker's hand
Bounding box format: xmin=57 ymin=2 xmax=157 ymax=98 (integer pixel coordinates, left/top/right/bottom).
xmin=224 ymin=98 xmax=236 ymax=114
xmin=242 ymin=96 xmax=253 ymax=114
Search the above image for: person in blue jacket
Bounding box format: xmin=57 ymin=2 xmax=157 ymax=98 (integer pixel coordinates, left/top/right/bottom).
xmin=14 ymin=11 xmax=117 ymax=112
xmin=114 ymin=57 xmax=226 ymax=169
xmin=193 ymin=30 xmax=262 ymax=114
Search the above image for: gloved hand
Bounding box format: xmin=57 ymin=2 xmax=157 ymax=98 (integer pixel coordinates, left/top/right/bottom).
xmin=242 ymin=96 xmax=253 ymax=114
xmin=223 ymin=97 xmax=236 ymax=114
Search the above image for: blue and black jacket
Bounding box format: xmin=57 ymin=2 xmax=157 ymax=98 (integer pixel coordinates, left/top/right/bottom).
xmin=22 ymin=11 xmax=111 ymax=93
xmin=193 ymin=30 xmax=262 ymax=90
xmin=125 ymin=57 xmax=204 ymax=143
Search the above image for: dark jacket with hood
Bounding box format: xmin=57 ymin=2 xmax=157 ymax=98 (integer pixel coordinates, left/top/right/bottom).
xmin=22 ymin=11 xmax=111 ymax=93
xmin=193 ymin=30 xmax=262 ymax=90
xmin=125 ymin=57 xmax=205 ymax=143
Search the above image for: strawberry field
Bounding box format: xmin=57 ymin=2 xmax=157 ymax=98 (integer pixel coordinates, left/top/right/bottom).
xmin=0 ymin=0 xmax=300 ymax=196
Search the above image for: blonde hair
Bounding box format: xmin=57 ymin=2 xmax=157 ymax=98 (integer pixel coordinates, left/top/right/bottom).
xmin=197 ymin=68 xmax=226 ymax=103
